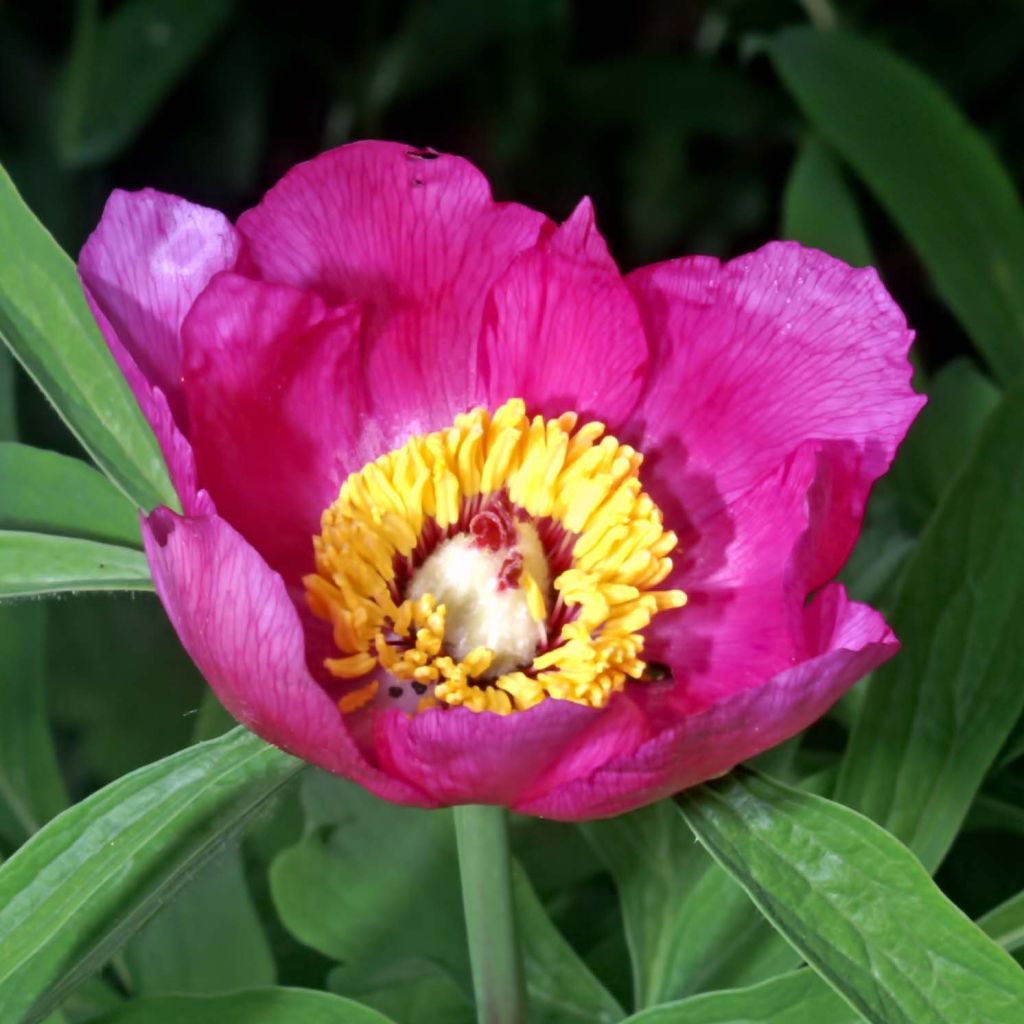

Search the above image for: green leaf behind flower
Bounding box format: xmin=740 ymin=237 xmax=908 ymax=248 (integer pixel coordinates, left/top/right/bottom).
xmin=58 ymin=0 xmax=236 ymax=168
xmin=770 ymin=26 xmax=1024 ymax=383
xmin=780 ymin=135 xmax=872 ymax=268
xmin=836 ymin=378 xmax=1024 ymax=872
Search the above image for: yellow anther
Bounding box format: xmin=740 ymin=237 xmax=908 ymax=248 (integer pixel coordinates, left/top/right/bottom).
xmin=306 ymin=398 xmax=685 ymax=716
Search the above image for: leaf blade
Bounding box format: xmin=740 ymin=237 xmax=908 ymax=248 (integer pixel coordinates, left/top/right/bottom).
xmin=89 ymin=988 xmax=397 ymax=1024
xmin=781 ymin=136 xmax=873 ymax=267
xmin=0 ymin=531 xmax=152 ymax=598
xmin=836 ymin=378 xmax=1024 ymax=871
xmin=57 ymin=0 xmax=236 ymax=167
xmin=0 ymin=443 xmax=140 ymax=548
xmin=770 ymin=27 xmax=1024 ymax=382
xmin=0 ymin=728 xmax=301 ymax=1024
xmin=677 ymin=771 xmax=1024 ymax=1024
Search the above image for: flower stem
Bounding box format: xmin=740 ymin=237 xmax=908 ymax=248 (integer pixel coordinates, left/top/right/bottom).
xmin=454 ymin=804 xmax=528 ymax=1024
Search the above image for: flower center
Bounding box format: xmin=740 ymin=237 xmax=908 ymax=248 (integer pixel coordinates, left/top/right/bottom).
xmin=304 ymin=399 xmax=685 ymax=716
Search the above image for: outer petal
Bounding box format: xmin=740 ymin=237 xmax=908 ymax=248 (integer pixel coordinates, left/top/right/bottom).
xmin=80 ymin=189 xmax=241 ymax=427
xmin=517 ymin=584 xmax=894 ymax=820
xmin=372 ymin=691 xmax=650 ymax=809
xmin=83 ymin=287 xmax=204 ymax=512
xmin=628 ymin=242 xmax=924 ymax=586
xmin=181 ymin=273 xmax=366 ymax=582
xmin=481 ymin=198 xmax=648 ymax=424
xmin=142 ymin=507 xmax=427 ymax=807
xmin=237 ymin=141 xmax=550 ymax=444
xmin=645 ymin=440 xmax=866 ymax=709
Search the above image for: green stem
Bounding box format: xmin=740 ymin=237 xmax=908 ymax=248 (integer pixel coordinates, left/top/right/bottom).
xmin=454 ymin=804 xmax=528 ymax=1024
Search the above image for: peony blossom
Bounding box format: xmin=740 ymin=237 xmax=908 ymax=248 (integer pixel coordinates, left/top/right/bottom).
xmin=79 ymin=141 xmax=923 ymax=820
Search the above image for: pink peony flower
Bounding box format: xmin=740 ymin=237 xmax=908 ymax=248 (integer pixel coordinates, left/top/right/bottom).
xmin=79 ymin=141 xmax=923 ymax=820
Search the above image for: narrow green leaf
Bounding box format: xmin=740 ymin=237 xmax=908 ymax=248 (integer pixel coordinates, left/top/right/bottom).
xmin=0 ymin=728 xmax=301 ymax=1024
xmin=0 ymin=443 xmax=140 ymax=547
xmin=0 ymin=603 xmax=67 ymax=844
xmin=89 ymin=988 xmax=396 ymax=1024
xmin=123 ymin=847 xmax=276 ymax=995
xmin=0 ymin=163 xmax=175 ymax=511
xmin=781 ymin=136 xmax=873 ymax=267
xmin=0 ymin=531 xmax=152 ymax=598
xmin=677 ymin=771 xmax=1024 ymax=1024
xmin=770 ymin=27 xmax=1024 ymax=382
xmin=980 ymin=890 xmax=1024 ymax=956
xmin=512 ymin=859 xmax=624 ymax=1024
xmin=621 ymin=969 xmax=856 ymax=1024
xmin=836 ymin=379 xmax=1024 ymax=871
xmin=58 ymin=0 xmax=236 ymax=167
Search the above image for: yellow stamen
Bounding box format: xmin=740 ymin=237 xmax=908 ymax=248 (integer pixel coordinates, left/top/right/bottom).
xmin=304 ymin=399 xmax=686 ymax=716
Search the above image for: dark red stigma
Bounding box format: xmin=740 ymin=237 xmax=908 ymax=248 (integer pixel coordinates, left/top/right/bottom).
xmin=497 ymin=551 xmax=524 ymax=591
xmin=469 ymin=491 xmax=518 ymax=552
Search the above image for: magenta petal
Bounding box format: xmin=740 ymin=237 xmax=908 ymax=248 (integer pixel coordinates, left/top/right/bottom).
xmin=80 ymin=189 xmax=240 ymax=425
xmin=372 ymin=689 xmax=650 ymax=808
xmin=237 ymin=141 xmax=550 ymax=440
xmin=83 ymin=286 xmax=203 ymax=512
xmin=482 ymin=198 xmax=648 ymax=425
xmin=629 ymin=242 xmax=924 ymax=584
xmin=518 ymin=584 xmax=895 ymax=820
xmin=181 ymin=273 xmax=366 ymax=581
xmin=142 ymin=507 xmax=428 ymax=807
xmin=646 ymin=440 xmax=866 ymax=710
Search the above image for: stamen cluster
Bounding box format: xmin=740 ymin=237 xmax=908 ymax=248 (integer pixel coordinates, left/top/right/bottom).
xmin=304 ymin=399 xmax=686 ymax=715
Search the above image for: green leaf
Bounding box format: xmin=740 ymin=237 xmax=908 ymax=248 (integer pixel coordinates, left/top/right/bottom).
xmin=582 ymin=801 xmax=707 ymax=1007
xmin=621 ymin=969 xmax=856 ymax=1024
xmin=781 ymin=136 xmax=873 ymax=267
xmin=0 ymin=728 xmax=301 ymax=1024
xmin=327 ymin=961 xmax=472 ymax=1024
xmin=0 ymin=603 xmax=67 ymax=845
xmin=123 ymin=847 xmax=276 ymax=995
xmin=512 ymin=859 xmax=624 ymax=1024
xmin=0 ymin=163 xmax=175 ymax=511
xmin=325 ymin=958 xmax=473 ymax=1024
xmin=271 ymin=772 xmax=468 ymax=985
xmin=770 ymin=27 xmax=1024 ymax=383
xmin=836 ymin=379 xmax=1024 ymax=871
xmin=58 ymin=0 xmax=236 ymax=167
xmin=979 ymin=889 xmax=1024 ymax=956
xmin=0 ymin=443 xmax=140 ymax=547
xmin=0 ymin=531 xmax=151 ymax=598
xmin=89 ymin=988 xmax=397 ymax=1024
xmin=677 ymin=770 xmax=1024 ymax=1024
xmin=887 ymin=358 xmax=1000 ymax=528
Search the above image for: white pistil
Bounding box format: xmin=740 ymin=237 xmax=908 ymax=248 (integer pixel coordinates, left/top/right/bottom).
xmin=408 ymin=523 xmax=549 ymax=676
